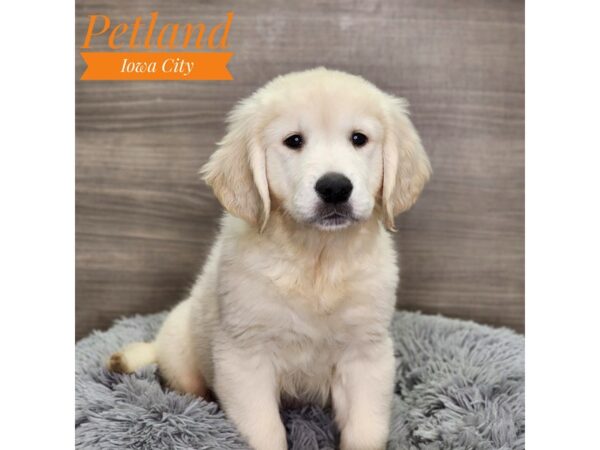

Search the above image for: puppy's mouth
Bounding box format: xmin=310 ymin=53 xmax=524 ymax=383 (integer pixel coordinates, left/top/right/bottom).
xmin=310 ymin=205 xmax=358 ymax=231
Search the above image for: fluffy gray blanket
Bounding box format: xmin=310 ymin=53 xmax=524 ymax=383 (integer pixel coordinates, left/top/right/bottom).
xmin=76 ymin=311 xmax=524 ymax=450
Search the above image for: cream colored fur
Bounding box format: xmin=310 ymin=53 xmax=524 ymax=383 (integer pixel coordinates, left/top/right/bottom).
xmin=108 ymin=68 xmax=431 ymax=450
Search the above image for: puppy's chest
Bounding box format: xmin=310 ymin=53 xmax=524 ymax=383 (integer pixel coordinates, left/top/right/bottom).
xmin=267 ymin=254 xmax=368 ymax=312
xmin=269 ymin=316 xmax=347 ymax=404
xmin=272 ymin=317 xmax=345 ymax=364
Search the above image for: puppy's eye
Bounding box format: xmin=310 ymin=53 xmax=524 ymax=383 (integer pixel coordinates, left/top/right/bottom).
xmin=351 ymin=132 xmax=368 ymax=147
xmin=283 ymin=134 xmax=304 ymax=150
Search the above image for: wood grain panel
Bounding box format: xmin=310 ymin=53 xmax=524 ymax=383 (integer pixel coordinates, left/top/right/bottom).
xmin=76 ymin=0 xmax=524 ymax=339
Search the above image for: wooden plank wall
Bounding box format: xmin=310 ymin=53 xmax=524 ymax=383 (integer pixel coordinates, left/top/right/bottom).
xmin=76 ymin=0 xmax=524 ymax=339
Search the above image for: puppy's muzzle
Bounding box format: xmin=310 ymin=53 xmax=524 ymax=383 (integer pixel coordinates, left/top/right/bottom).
xmin=314 ymin=172 xmax=353 ymax=204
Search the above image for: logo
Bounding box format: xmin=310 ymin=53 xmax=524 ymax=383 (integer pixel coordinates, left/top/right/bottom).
xmin=80 ymin=11 xmax=234 ymax=81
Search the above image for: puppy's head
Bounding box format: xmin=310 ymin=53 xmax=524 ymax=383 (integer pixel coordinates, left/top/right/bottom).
xmin=201 ymin=68 xmax=431 ymax=231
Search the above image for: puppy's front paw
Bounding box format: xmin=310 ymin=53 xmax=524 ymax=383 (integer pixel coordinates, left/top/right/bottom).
xmin=242 ymin=418 xmax=287 ymax=450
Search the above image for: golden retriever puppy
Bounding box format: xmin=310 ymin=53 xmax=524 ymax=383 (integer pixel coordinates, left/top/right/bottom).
xmin=108 ymin=68 xmax=431 ymax=450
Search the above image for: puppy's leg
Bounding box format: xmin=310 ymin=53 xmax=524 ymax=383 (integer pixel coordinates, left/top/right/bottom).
xmin=154 ymin=298 xmax=207 ymax=397
xmin=214 ymin=335 xmax=287 ymax=450
xmin=108 ymin=299 xmax=207 ymax=397
xmin=332 ymin=336 xmax=395 ymax=450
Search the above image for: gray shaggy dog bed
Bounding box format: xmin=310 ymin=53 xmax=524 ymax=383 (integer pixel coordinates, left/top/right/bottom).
xmin=76 ymin=311 xmax=524 ymax=450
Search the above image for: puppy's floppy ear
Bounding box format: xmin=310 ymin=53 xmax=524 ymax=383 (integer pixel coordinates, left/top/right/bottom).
xmin=381 ymin=96 xmax=432 ymax=231
xmin=200 ymin=98 xmax=270 ymax=230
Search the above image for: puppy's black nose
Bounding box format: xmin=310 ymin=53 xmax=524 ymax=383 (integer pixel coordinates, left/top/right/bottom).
xmin=315 ymin=173 xmax=353 ymax=204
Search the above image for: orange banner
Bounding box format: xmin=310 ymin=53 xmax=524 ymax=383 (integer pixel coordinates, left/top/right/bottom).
xmin=81 ymin=52 xmax=233 ymax=80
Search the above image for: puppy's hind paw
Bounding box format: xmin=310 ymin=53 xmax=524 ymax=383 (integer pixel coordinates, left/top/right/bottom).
xmin=107 ymin=352 xmax=130 ymax=373
xmin=106 ymin=342 xmax=156 ymax=373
